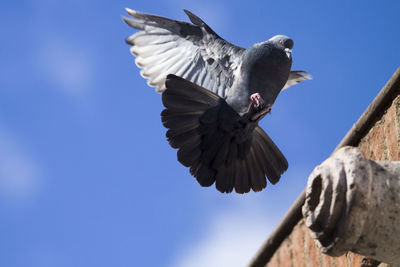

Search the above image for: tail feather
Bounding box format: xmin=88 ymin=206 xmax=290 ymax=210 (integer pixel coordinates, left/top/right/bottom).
xmin=198 ymin=106 xmax=219 ymax=124
xmin=252 ymin=136 xmax=277 ymax=181
xmin=255 ymin=127 xmax=288 ymax=169
xmin=232 ymin=160 xmax=244 ymax=193
xmin=162 ymin=74 xmax=288 ymax=193
xmin=222 ymin=163 xmax=235 ymax=193
xmin=215 ymin=164 xmax=229 ymax=193
xmin=237 ymin=138 xmax=252 ymax=160
xmin=162 ymin=92 xmax=215 ymax=112
xmin=253 ymin=127 xmax=288 ymax=184
xmin=245 ymin=151 xmax=264 ymax=192
xmin=177 ymin=137 xmax=202 ymax=167
xmin=165 ymin=120 xmax=198 ymax=136
xmin=161 ymin=109 xmax=203 ymax=118
xmin=211 ymin=138 xmax=230 ymax=169
xmin=162 ymin=113 xmax=199 ymax=129
xmin=226 ymin=140 xmax=238 ymax=165
xmin=200 ymin=132 xmax=225 ymax=165
xmin=191 ymin=162 xmax=215 ymax=187
xmin=164 ymin=74 xmax=220 ymax=103
xmin=248 ymin=147 xmax=267 ymax=191
xmin=166 ymin=128 xmax=198 ymax=148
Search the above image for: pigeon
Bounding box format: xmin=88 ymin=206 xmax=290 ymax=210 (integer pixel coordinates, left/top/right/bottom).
xmin=123 ymin=8 xmax=311 ymax=193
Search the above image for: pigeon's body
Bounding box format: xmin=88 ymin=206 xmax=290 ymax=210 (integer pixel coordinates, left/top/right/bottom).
xmin=123 ymin=9 xmax=311 ymax=193
xmin=227 ymin=40 xmax=293 ymax=115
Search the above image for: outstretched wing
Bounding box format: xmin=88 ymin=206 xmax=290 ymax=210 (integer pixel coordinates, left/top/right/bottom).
xmin=282 ymin=70 xmax=312 ymax=91
xmin=123 ymin=8 xmax=245 ymax=98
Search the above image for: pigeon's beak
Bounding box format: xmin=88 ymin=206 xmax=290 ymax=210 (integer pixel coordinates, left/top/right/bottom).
xmin=284 ymin=48 xmax=292 ymax=59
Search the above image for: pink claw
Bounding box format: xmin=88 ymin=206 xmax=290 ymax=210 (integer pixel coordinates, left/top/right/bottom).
xmin=250 ymin=93 xmax=264 ymax=107
xmin=248 ymin=93 xmax=274 ymax=121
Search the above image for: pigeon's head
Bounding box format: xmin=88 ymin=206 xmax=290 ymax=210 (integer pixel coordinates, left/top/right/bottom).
xmin=267 ymin=35 xmax=294 ymax=59
xmin=242 ymin=34 xmax=294 ymax=73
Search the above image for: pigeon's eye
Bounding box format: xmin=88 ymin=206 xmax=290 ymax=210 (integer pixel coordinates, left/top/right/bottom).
xmin=279 ymin=40 xmax=284 ymax=45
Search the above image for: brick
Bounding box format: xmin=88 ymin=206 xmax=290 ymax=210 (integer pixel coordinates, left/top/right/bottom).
xmin=368 ymin=123 xmax=384 ymax=160
xmin=320 ymin=253 xmax=334 ymax=267
xmin=384 ymin=104 xmax=400 ymax=160
xmin=348 ymin=252 xmax=364 ymax=266
xmin=394 ymin=96 xmax=400 ymax=156
xmin=290 ymin=222 xmax=306 ymax=267
xmin=303 ymin=225 xmax=321 ymax=267
xmin=279 ymin=237 xmax=293 ymax=267
xmin=335 ymin=254 xmax=349 ymax=267
xmin=266 ymin=250 xmax=280 ymax=267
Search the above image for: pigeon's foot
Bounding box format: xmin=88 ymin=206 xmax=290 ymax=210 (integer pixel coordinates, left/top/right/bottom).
xmin=250 ymin=93 xmax=265 ymax=108
xmin=249 ymin=93 xmax=274 ymax=121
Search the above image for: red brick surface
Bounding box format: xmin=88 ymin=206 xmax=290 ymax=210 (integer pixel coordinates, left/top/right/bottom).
xmin=279 ymin=238 xmax=293 ymax=267
xmin=303 ymin=223 xmax=321 ymax=267
xmin=268 ymin=251 xmax=280 ymax=267
xmin=369 ymin=123 xmax=384 ymax=160
xmin=290 ymin=223 xmax=306 ymax=267
xmin=348 ymin=253 xmax=364 ymax=266
xmin=384 ymin=104 xmax=399 ymax=160
xmin=335 ymin=254 xmax=348 ymax=267
xmin=321 ymin=253 xmax=334 ymax=267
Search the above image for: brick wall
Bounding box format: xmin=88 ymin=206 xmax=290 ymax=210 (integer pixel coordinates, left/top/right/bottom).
xmin=265 ymin=95 xmax=400 ymax=267
xmin=359 ymin=95 xmax=400 ymax=162
xmin=266 ymin=221 xmax=365 ymax=267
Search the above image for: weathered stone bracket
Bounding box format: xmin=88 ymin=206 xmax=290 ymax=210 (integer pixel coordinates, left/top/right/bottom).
xmin=302 ymin=146 xmax=400 ymax=266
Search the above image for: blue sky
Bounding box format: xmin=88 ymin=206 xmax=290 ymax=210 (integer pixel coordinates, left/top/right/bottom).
xmin=1 ymin=1 xmax=399 ymax=266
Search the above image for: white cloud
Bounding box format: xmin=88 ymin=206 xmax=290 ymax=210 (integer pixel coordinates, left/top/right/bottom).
xmin=0 ymin=127 xmax=42 ymax=202
xmin=170 ymin=209 xmax=273 ymax=267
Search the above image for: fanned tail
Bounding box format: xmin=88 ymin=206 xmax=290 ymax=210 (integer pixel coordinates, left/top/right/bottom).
xmin=162 ymin=74 xmax=288 ymax=193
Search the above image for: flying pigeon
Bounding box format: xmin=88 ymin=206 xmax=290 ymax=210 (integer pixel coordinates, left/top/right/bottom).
xmin=123 ymin=8 xmax=311 ymax=193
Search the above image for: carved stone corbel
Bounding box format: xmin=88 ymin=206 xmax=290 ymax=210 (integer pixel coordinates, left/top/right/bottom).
xmin=302 ymin=146 xmax=400 ymax=265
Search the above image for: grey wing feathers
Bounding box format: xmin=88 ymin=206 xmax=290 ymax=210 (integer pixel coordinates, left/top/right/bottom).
xmin=123 ymin=8 xmax=244 ymax=97
xmin=282 ymin=70 xmax=312 ymax=91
